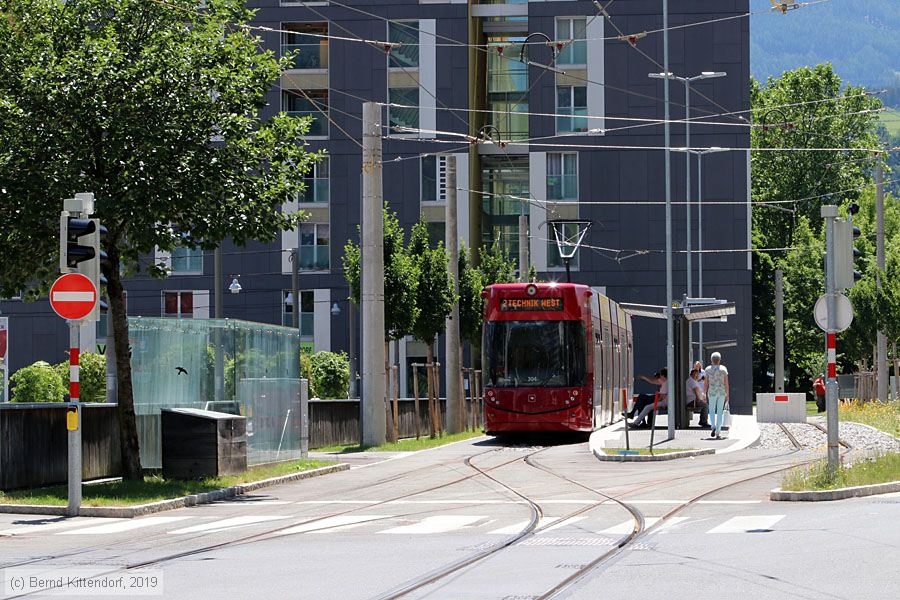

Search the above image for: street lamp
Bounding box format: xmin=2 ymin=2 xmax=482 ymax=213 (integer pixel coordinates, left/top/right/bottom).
xmin=330 ymin=302 xmax=341 ymax=316
xmin=649 ymin=71 xmax=726 ymax=302
xmin=228 ymin=277 xmax=242 ymax=294
xmin=688 ymin=146 xmax=728 ymax=361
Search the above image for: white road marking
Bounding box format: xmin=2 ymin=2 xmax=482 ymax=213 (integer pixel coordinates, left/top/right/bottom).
xmin=627 ymin=500 xmax=688 ymax=505
xmin=210 ymin=500 xmax=291 ymax=506
xmin=381 ymin=515 xmax=485 ymax=534
xmin=536 ymin=516 xmax=588 ymax=534
xmin=650 ymin=517 xmax=690 ymax=533
xmin=600 ymin=518 xmax=659 ymax=535
xmin=295 ymin=500 xmax=380 ymax=505
xmin=278 ymin=515 xmax=392 ymax=535
xmin=58 ymin=517 xmax=190 ymax=535
xmin=0 ymin=518 xmax=123 ymax=536
xmin=168 ymin=515 xmax=287 ymax=535
xmin=696 ymin=500 xmax=762 ymax=504
xmin=488 ymin=517 xmax=561 ymax=535
xmin=707 ymin=515 xmax=785 ymax=534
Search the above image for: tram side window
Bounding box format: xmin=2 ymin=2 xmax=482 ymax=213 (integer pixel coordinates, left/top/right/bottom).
xmin=485 ymin=320 xmax=586 ymax=388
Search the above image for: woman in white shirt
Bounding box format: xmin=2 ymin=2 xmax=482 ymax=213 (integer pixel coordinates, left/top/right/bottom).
xmin=703 ymin=352 xmax=730 ymax=439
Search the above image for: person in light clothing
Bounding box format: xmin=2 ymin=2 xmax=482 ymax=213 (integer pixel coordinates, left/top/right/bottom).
xmin=703 ymin=352 xmax=729 ymax=439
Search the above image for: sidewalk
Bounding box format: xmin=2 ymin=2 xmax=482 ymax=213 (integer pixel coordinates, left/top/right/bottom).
xmin=589 ymin=412 xmax=760 ymax=456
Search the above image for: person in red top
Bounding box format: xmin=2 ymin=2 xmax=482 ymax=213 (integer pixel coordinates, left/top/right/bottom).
xmin=813 ymin=374 xmax=826 ymax=413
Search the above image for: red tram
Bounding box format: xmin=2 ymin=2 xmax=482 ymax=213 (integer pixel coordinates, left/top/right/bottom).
xmin=482 ymin=283 xmax=633 ymax=433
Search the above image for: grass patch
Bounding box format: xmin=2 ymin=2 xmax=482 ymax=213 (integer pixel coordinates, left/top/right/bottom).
xmin=601 ymin=447 xmax=693 ymax=455
xmin=839 ymin=400 xmax=900 ymax=438
xmin=781 ymin=453 xmax=900 ymax=491
xmin=806 ymin=400 xmax=823 ymax=416
xmin=313 ymin=429 xmax=484 ymax=453
xmin=879 ymin=109 xmax=900 ymax=136
xmin=0 ymin=459 xmax=335 ymax=507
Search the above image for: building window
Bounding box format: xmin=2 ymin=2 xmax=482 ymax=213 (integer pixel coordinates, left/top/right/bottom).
xmin=296 ymin=157 xmax=329 ymax=204
xmin=388 ymin=86 xmax=419 ymax=132
xmin=548 ymin=223 xmax=581 ymax=270
xmin=388 ymin=21 xmax=419 ymax=69
xmin=163 ymin=291 xmax=194 ymax=318
xmin=281 ymin=23 xmax=328 ymax=70
xmin=556 ymin=18 xmax=587 ymax=65
xmin=556 ymin=86 xmax=588 ymax=134
xmin=283 ymin=90 xmax=328 ymax=137
xmin=171 ymin=246 xmax=203 ymax=274
xmin=547 ymin=152 xmax=578 ymax=201
xmin=420 ymin=155 xmax=447 ymax=203
xmin=299 ymin=223 xmax=329 ymax=271
xmin=487 ymin=37 xmax=528 ymax=140
xmin=283 ymin=290 xmax=314 ymax=337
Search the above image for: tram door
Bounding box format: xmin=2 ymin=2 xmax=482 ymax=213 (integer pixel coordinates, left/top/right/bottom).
xmin=616 ymin=306 xmax=628 ymax=416
xmin=609 ymin=301 xmax=620 ymax=426
xmin=592 ymin=297 xmax=603 ymax=428
xmin=599 ymin=298 xmax=613 ymax=424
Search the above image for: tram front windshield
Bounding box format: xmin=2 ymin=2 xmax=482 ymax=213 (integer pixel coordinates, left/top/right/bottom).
xmin=485 ymin=320 xmax=586 ymax=388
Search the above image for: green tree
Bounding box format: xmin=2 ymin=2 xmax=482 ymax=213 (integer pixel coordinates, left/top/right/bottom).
xmin=310 ymin=351 xmax=350 ymax=399
xmin=751 ymin=64 xmax=883 ymax=390
xmin=55 ymin=352 xmax=107 ymax=403
xmin=479 ymin=238 xmax=517 ymax=286
xmin=0 ymin=1 xmax=317 ymax=478
xmin=458 ymin=245 xmax=484 ymax=348
xmin=10 ymin=362 xmax=65 ymax=403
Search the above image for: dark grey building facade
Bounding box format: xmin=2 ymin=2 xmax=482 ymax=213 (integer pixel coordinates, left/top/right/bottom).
xmin=1 ymin=1 xmax=753 ymax=413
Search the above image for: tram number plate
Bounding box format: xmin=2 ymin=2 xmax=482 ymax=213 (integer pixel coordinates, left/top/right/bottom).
xmin=500 ymin=297 xmax=564 ymax=311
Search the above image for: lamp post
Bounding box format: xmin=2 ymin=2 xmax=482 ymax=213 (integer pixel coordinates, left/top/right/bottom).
xmin=648 ymin=71 xmax=726 ymax=304
xmin=689 ymin=146 xmax=728 ymax=362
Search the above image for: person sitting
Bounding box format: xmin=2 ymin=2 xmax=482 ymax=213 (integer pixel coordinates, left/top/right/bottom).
xmin=686 ymin=368 xmax=709 ymax=428
xmin=629 ymin=369 xmax=668 ymax=428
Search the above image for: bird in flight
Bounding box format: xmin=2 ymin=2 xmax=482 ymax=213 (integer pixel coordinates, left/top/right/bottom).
xmin=176 ymin=366 xmax=188 ymax=376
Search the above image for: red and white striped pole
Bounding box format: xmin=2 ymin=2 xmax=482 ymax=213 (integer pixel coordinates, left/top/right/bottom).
xmin=822 ymin=205 xmax=841 ymax=475
xmin=826 ymin=334 xmax=837 ymax=379
xmin=67 ymin=321 xmax=82 ymax=516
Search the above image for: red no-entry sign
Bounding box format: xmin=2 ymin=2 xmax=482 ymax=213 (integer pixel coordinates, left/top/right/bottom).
xmin=50 ymin=273 xmax=98 ymax=321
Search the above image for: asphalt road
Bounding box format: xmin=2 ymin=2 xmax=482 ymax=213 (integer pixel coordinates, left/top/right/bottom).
xmin=1 ymin=436 xmax=897 ymax=600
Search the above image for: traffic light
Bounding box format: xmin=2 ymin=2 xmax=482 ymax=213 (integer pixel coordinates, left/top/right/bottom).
xmin=834 ymin=218 xmax=862 ymax=290
xmin=59 ymin=194 xmax=108 ymax=321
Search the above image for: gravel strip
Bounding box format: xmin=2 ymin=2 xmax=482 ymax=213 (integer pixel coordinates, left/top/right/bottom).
xmin=756 ymin=419 xmax=899 ymax=454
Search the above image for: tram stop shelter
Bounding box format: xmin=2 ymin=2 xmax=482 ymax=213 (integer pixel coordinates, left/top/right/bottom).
xmin=620 ymin=299 xmax=736 ymax=429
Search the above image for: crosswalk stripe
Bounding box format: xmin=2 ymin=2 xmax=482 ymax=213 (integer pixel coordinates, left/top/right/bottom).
xmin=488 ymin=517 xmax=561 ymax=535
xmin=0 ymin=518 xmax=124 ymax=536
xmin=381 ymin=515 xmax=485 ymax=534
xmin=278 ymin=515 xmax=392 ymax=535
xmin=536 ymin=516 xmax=587 ymax=534
xmin=600 ymin=518 xmax=659 ymax=535
xmin=707 ymin=515 xmax=785 ymax=534
xmin=58 ymin=517 xmax=190 ymax=535
xmin=168 ymin=516 xmax=287 ymax=535
xmin=650 ymin=517 xmax=690 ymax=533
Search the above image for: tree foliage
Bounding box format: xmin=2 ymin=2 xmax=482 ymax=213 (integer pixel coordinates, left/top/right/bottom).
xmin=0 ymin=0 xmax=318 ymax=478
xmin=479 ymin=238 xmax=517 ymax=286
xmin=342 ymin=204 xmax=419 ymax=342
xmin=310 ymin=351 xmax=350 ymax=399
xmin=409 ymin=217 xmax=455 ymax=346
xmin=55 ymin=352 xmax=107 ymax=403
xmin=750 ymin=64 xmax=883 ymax=390
xmin=10 ymin=362 xmax=65 ymax=403
xmin=457 ymin=245 xmax=484 ymax=347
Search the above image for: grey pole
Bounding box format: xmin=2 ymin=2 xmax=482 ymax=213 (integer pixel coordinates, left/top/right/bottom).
xmin=518 ymin=214 xmax=529 ymax=281
xmin=291 ymin=249 xmax=299 ymax=329
xmin=685 ymin=80 xmax=692 ymax=304
xmin=821 ymin=204 xmax=840 ymax=475
xmin=67 ymin=322 xmax=82 ymax=517
xmin=663 ymin=0 xmax=675 ymax=441
xmin=775 ymin=269 xmax=784 ymax=393
xmin=697 ymin=153 xmax=704 ymax=363
xmin=361 ymin=102 xmax=386 ymax=446
xmin=446 ymin=156 xmax=463 ymax=433
xmin=349 ymin=300 xmax=358 ymax=398
xmin=214 ymin=247 xmax=222 ymax=319
xmin=876 ymin=161 xmax=887 ymax=402
xmin=214 ymin=246 xmax=224 ymax=402
xmin=300 ymin=378 xmax=309 ymax=458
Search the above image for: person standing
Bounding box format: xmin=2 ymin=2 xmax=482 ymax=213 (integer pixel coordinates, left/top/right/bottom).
xmin=703 ymin=352 xmax=730 ymax=439
xmin=813 ymin=374 xmax=826 ymax=413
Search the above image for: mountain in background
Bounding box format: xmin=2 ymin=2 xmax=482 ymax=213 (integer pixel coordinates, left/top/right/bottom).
xmin=750 ymin=0 xmax=899 ymax=104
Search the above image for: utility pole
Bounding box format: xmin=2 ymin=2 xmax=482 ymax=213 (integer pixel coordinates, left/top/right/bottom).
xmin=876 ymin=161 xmax=887 ymax=402
xmin=445 ymin=156 xmax=463 ymax=433
xmin=518 ymin=214 xmax=529 ymax=281
xmin=821 ymin=205 xmax=840 ymax=475
xmin=775 ymin=269 xmax=784 ymax=393
xmin=663 ymin=0 xmax=675 ymax=441
xmin=214 ymin=245 xmax=224 ymax=402
xmin=361 ymin=102 xmax=386 ymax=446
xmin=291 ymin=249 xmax=300 ymax=329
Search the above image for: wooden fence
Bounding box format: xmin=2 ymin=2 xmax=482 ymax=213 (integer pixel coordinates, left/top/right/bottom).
xmin=0 ymin=403 xmax=121 ymax=491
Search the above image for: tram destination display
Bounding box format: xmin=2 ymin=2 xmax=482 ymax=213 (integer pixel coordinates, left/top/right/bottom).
xmin=499 ymin=297 xmax=564 ymax=312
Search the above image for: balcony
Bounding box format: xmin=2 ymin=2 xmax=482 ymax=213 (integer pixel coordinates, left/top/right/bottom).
xmin=298 ymin=245 xmax=329 ymax=271
xmin=282 ymin=43 xmax=328 ymax=70
xmin=296 ymin=179 xmax=329 ymax=204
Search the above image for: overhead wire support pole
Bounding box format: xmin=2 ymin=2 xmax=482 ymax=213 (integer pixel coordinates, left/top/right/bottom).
xmin=821 ymin=204 xmax=840 ymax=476
xmin=361 ymin=102 xmax=387 ymax=446
xmin=875 ymin=160 xmax=887 ymax=402
xmin=445 ymin=155 xmax=462 ymax=434
xmin=663 ymin=0 xmax=675 ymax=442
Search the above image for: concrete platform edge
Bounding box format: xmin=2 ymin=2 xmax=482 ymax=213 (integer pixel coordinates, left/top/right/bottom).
xmin=770 ymin=480 xmax=900 ymax=502
xmin=0 ymin=463 xmax=350 ymax=518
xmin=592 ymin=448 xmax=716 ymax=462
